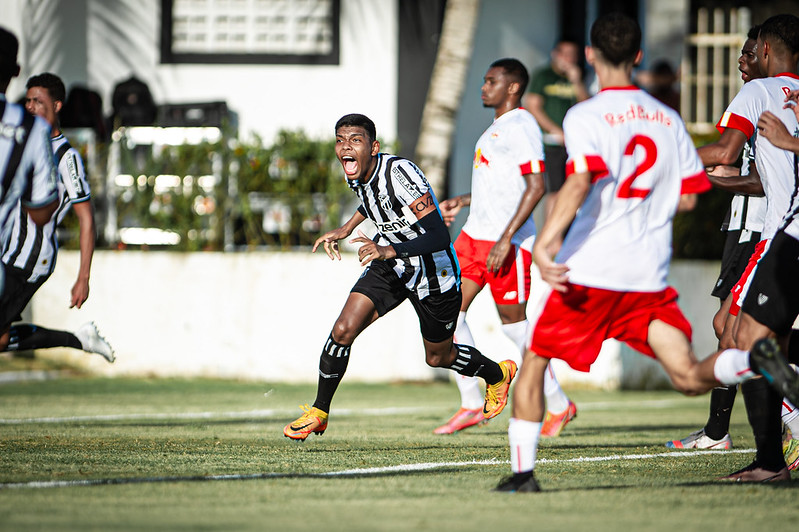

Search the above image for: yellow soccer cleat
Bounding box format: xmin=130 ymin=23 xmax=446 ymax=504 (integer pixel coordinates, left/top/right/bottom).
xmin=283 ymin=404 xmax=329 ymax=441
xmin=483 ymin=360 xmax=517 ymax=419
xmin=783 ymin=427 xmax=799 ymax=471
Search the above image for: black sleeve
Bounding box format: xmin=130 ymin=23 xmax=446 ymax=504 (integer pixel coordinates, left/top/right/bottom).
xmin=391 ymin=213 xmax=450 ymax=259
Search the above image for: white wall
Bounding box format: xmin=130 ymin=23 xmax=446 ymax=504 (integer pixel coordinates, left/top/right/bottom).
xmin=32 ymin=251 xmax=722 ymax=390
xmin=6 ymin=0 xmax=399 ymax=143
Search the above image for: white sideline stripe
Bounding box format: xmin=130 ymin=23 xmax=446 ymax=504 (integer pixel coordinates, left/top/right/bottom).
xmin=0 ymin=449 xmax=755 ymax=490
xmin=0 ymin=398 xmax=696 ymax=425
xmin=0 ymin=407 xmax=429 ymax=425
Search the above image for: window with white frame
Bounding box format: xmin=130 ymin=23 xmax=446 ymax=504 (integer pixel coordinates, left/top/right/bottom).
xmin=161 ymin=0 xmax=340 ymax=64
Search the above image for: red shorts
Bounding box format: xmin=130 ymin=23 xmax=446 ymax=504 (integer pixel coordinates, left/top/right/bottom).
xmin=530 ymin=284 xmax=692 ymax=372
xmin=454 ymin=232 xmax=532 ymax=305
xmin=729 ymin=239 xmax=768 ymax=316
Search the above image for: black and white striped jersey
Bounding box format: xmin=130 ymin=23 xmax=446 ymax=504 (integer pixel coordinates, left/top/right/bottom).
xmin=0 ymin=97 xmax=57 ymax=268
xmin=2 ymin=133 xmax=89 ymax=282
xmin=347 ymin=153 xmax=460 ymax=298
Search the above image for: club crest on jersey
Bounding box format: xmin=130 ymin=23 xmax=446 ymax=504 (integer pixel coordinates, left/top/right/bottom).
xmin=473 ymin=148 xmax=490 ymax=169
xmin=378 ymin=193 xmax=392 ymax=212
xmin=0 ymin=122 xmax=27 ymax=144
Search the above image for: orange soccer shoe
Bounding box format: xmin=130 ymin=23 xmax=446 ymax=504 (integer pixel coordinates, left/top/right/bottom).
xmin=540 ymin=400 xmax=577 ymax=438
xmin=283 ymin=404 xmax=328 ymax=441
xmin=433 ymin=407 xmax=485 ymax=434
xmin=483 ymin=360 xmax=517 ymax=419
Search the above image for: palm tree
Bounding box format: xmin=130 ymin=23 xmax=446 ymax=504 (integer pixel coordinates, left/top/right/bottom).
xmin=414 ymin=0 xmax=481 ymax=197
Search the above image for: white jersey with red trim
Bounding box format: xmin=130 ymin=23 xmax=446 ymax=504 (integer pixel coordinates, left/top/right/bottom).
xmin=460 ymin=107 xmax=544 ymax=245
xmin=558 ymin=87 xmax=709 ymax=292
xmin=717 ymin=73 xmax=799 ymax=240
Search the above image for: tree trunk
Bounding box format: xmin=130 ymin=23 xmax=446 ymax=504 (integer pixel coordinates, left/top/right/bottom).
xmin=414 ymin=0 xmax=481 ymax=197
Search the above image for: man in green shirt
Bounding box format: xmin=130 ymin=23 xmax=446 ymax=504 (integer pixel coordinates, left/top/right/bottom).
xmin=525 ymin=40 xmax=589 ymax=217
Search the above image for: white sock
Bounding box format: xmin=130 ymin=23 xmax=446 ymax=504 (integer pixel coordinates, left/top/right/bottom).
xmin=500 ymin=320 xmax=528 ymax=367
xmin=783 ymin=399 xmax=799 ymax=437
xmin=543 ymin=363 xmax=570 ymax=414
xmin=455 ymin=312 xmax=483 ymax=410
xmin=508 ymin=417 xmax=541 ymax=473
xmin=713 ymin=348 xmax=755 ymax=385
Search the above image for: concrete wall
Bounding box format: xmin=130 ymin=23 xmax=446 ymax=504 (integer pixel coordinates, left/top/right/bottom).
xmin=32 ymin=251 xmax=723 ymax=389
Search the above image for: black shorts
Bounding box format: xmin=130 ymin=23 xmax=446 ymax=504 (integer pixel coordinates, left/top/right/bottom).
xmin=711 ymin=229 xmax=761 ymax=300
xmin=544 ymin=145 xmax=568 ymax=193
xmin=351 ymin=260 xmax=461 ymax=343
xmin=741 ymin=230 xmax=799 ymax=335
xmin=0 ymin=266 xmax=46 ymax=329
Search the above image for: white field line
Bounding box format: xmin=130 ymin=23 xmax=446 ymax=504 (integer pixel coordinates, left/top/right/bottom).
xmin=0 ymin=449 xmax=755 ymax=491
xmin=0 ymin=398 xmax=693 ymax=425
xmin=0 ymin=406 xmax=430 ymax=425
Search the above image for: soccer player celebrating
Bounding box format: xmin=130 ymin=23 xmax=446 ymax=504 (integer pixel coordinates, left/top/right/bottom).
xmin=496 ymin=12 xmax=799 ymax=493
xmin=434 ymin=58 xmax=575 ymax=436
xmin=0 ymin=73 xmax=114 ymax=361
xmin=283 ymin=114 xmax=516 ymax=440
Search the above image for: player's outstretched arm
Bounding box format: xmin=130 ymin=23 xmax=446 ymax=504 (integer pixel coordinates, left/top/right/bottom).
xmin=696 ymin=128 xmax=747 ymax=168
xmin=487 ymin=172 xmax=545 ymax=273
xmin=439 ymin=194 xmax=470 ymax=226
xmin=313 ymin=210 xmax=366 ymax=260
xmin=70 ymin=201 xmax=96 ymax=308
xmin=706 ymin=162 xmax=764 ymax=195
xmin=758 ymin=110 xmax=799 ymax=155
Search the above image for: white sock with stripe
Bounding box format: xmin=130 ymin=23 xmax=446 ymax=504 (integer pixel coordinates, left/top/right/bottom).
xmin=713 ymin=348 xmax=755 ymax=385
xmin=508 ymin=417 xmax=541 ymax=473
xmin=455 ymin=312 xmax=483 ymax=410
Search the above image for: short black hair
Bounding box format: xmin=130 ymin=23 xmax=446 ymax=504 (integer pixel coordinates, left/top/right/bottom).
xmin=759 ymin=14 xmax=799 ymax=55
xmin=335 ymin=113 xmax=376 ymax=143
xmin=26 ymin=72 xmax=66 ymax=103
xmin=0 ymin=26 xmax=19 ymax=81
xmin=590 ymin=13 xmax=641 ymax=67
xmin=489 ymin=58 xmax=529 ymax=93
xmin=747 ymin=25 xmax=761 ymax=42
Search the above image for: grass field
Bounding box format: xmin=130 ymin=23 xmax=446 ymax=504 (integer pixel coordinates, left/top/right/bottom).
xmin=0 ymin=372 xmax=796 ymax=531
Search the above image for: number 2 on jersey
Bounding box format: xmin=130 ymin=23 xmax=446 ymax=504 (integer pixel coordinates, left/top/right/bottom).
xmin=618 ymin=134 xmax=656 ymax=199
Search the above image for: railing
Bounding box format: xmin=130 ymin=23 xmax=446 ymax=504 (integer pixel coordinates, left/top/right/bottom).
xmin=682 ymin=7 xmax=752 ymax=134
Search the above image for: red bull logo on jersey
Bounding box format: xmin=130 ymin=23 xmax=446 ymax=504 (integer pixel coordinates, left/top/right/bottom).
xmin=604 ymin=105 xmax=672 ymax=128
xmin=474 ymin=148 xmax=490 ymax=169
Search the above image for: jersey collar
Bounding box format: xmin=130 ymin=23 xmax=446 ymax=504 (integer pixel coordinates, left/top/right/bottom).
xmin=599 ymin=85 xmax=640 ymax=92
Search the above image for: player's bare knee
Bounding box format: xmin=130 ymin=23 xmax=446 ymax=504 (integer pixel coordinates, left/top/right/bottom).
xmin=330 ymin=321 xmax=357 ymax=345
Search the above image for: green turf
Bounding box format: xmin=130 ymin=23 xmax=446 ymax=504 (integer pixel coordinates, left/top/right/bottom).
xmin=0 ymin=376 xmax=795 ymax=531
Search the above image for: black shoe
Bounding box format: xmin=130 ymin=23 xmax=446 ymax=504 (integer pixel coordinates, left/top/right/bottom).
xmin=494 ymin=473 xmax=541 ymax=492
xmin=750 ymin=338 xmax=799 ymax=407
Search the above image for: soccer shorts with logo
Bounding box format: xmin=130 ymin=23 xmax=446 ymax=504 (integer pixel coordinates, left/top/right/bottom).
xmin=530 ymin=284 xmax=692 ymax=372
xmin=711 ymin=229 xmax=760 ymax=300
xmin=729 ymin=239 xmax=769 ymax=316
xmin=454 ymin=231 xmax=532 ymax=305
xmin=351 ymin=259 xmax=461 ymax=343
xmin=740 ymin=230 xmax=799 ymax=335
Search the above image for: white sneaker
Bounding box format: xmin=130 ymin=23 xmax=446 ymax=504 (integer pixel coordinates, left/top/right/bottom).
xmin=75 ymin=322 xmax=115 ymax=363
xmin=665 ymin=428 xmax=732 ymax=449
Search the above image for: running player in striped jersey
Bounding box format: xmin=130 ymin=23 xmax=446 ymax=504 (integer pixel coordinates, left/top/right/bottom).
xmin=434 ymin=58 xmax=574 ymax=436
xmin=496 ymin=13 xmax=799 ymax=492
xmin=0 ymin=73 xmax=113 ymax=362
xmin=0 ymin=28 xmax=58 ymax=293
xmin=284 ymin=113 xmax=517 ymax=440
